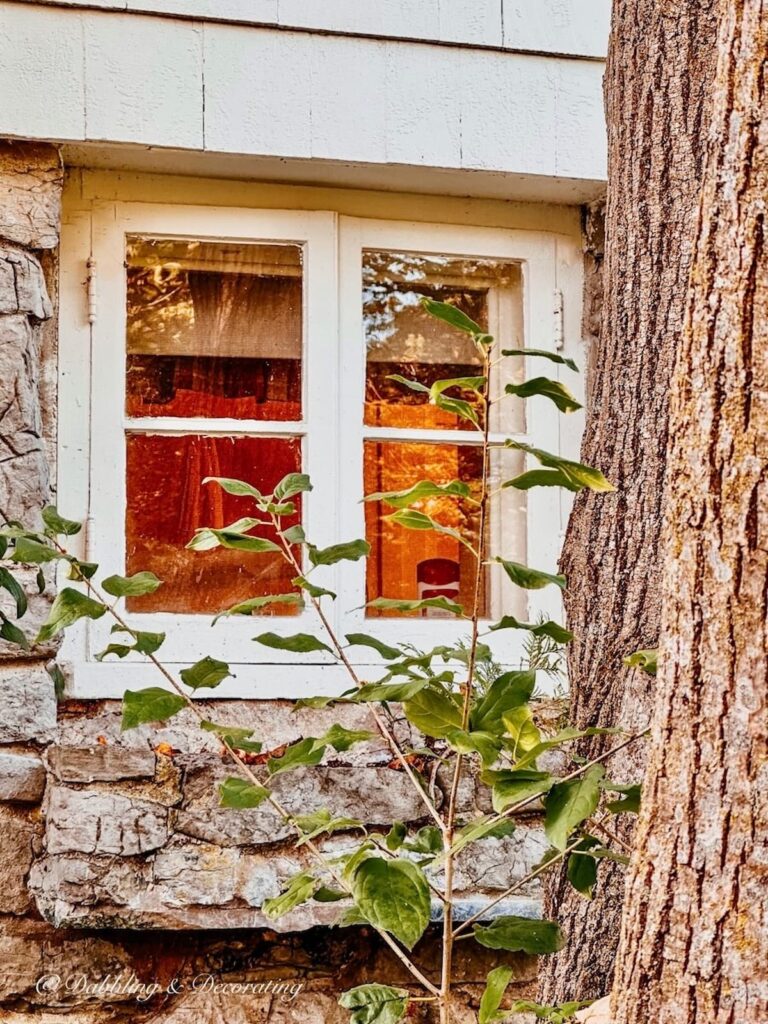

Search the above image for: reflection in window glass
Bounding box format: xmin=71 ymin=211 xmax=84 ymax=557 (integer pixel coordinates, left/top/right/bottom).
xmin=125 ymin=434 xmax=302 ymax=614
xmin=126 ymin=238 xmax=303 ymax=421
xmin=363 ymin=252 xmax=523 ymax=432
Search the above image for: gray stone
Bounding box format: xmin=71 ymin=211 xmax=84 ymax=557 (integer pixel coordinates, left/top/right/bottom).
xmin=46 ymin=744 xmax=157 ymax=783
xmin=0 ymin=140 xmax=62 ymax=249
xmin=0 ymin=247 xmax=53 ymax=318
xmin=46 ymin=787 xmax=169 ymax=856
xmin=153 ymin=842 xmax=240 ymax=906
xmin=0 ymin=802 xmax=42 ymax=914
xmin=0 ymin=750 xmax=45 ymax=802
xmin=0 ymin=665 xmax=57 ymax=742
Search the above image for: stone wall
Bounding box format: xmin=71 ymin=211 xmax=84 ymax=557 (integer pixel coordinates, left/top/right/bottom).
xmin=0 ymin=139 xmax=550 ymax=1022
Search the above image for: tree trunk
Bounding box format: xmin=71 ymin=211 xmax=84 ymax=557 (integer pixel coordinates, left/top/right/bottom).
xmin=539 ymin=0 xmax=717 ymax=1003
xmin=611 ymin=3 xmax=768 ymax=1021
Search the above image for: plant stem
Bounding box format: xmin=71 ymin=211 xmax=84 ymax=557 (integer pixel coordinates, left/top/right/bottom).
xmin=439 ymin=346 xmax=493 ymax=1024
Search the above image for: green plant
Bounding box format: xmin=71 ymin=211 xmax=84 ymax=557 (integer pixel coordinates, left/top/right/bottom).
xmin=0 ymin=300 xmax=654 ymax=1023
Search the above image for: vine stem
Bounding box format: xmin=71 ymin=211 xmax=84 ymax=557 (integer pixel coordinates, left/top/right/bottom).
xmin=440 ymin=344 xmax=493 ymax=1024
xmin=271 ymin=518 xmax=445 ymax=833
xmin=56 ymin=550 xmax=440 ymax=997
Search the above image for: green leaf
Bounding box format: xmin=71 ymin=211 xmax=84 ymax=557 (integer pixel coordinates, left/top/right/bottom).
xmin=132 ymin=630 xmax=166 ymax=655
xmin=352 ymin=679 xmax=430 ymax=703
xmin=293 ymin=807 xmax=364 ymax=845
xmin=453 ymin=816 xmax=516 ymax=855
xmin=41 ymin=505 xmax=82 ymax=536
xmin=567 ymin=836 xmax=600 ymax=898
xmin=544 ymin=765 xmax=605 ymax=851
xmin=479 ymin=965 xmax=515 ymax=1024
xmin=386 ymin=374 xmax=430 ymax=395
xmin=364 ymin=479 xmax=471 ymax=508
xmin=262 ymin=872 xmax=320 ymax=919
xmin=513 ymin=727 xmax=621 ymax=771
xmin=253 ymin=632 xmax=334 ymax=655
xmin=187 ymin=528 xmax=281 ymax=554
xmin=502 ymin=706 xmax=543 ymax=758
xmin=0 ymin=612 xmax=29 ymax=650
xmin=180 ymin=656 xmax=231 ymax=690
xmin=351 ymin=857 xmax=431 ymax=949
xmin=430 ymin=393 xmax=479 ymax=426
xmin=505 ymin=377 xmax=582 ymax=413
xmin=502 ymin=468 xmax=582 ymax=492
xmin=485 ymin=768 xmax=555 ymax=813
xmin=603 ymin=781 xmax=641 ymax=814
xmin=470 ymin=670 xmax=536 ymax=732
xmin=273 ymin=472 xmax=312 ymax=500
xmin=384 ymin=509 xmax=474 ymax=551
xmin=445 ymin=728 xmax=501 ymax=767
xmin=339 ymin=984 xmax=409 ymax=1024
xmin=403 ymin=685 xmax=463 ymax=738
xmin=121 ymin=687 xmax=186 ymax=730
xmin=67 ymin=559 xmax=98 ymax=581
xmin=322 ymin=723 xmax=376 ymax=751
xmin=293 ymin=576 xmax=336 ymax=599
xmin=344 ymin=633 xmax=402 ymax=661
xmin=505 ymin=441 xmax=614 ymax=493
xmin=11 ymin=536 xmax=62 ymax=564
xmin=102 ymin=571 xmax=162 ymax=598
xmin=313 ymin=885 xmax=346 ymax=902
xmin=267 ymin=736 xmax=326 ymax=776
xmin=36 ymin=588 xmax=106 ymax=643
xmin=401 ymin=825 xmax=444 ymax=857
xmin=623 ymin=648 xmax=658 ymax=676
xmin=421 ymin=296 xmax=483 ymax=335
xmin=203 ymin=476 xmax=264 ymax=499
xmin=508 ymin=1000 xmax=592 ymax=1021
xmin=493 ymin=559 xmax=566 ymax=591
xmin=501 ymin=347 xmax=579 ymax=373
xmin=366 ymin=596 xmax=464 ymax=617
xmin=308 ymin=539 xmax=370 ymax=566
xmin=488 ymin=616 xmax=573 ymax=643
xmin=213 ymin=593 xmax=303 ymax=623
xmin=46 ymin=661 xmax=66 ymax=700
xmin=95 ymin=627 xmax=165 ymax=662
xmin=0 ymin=567 xmax=27 ymax=618
xmin=473 ymin=915 xmax=565 ymax=954
xmin=218 ymin=776 xmax=270 ymax=808
xmin=385 ymin=822 xmax=406 ymax=851
xmin=201 ymin=720 xmax=263 ymax=753
xmin=283 ymin=524 xmax=307 ymax=545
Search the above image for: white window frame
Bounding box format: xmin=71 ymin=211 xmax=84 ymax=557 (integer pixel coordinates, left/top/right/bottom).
xmin=58 ymin=200 xmax=580 ymax=698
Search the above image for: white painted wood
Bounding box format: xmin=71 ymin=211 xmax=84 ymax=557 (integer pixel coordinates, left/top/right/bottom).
xmin=83 ymin=12 xmax=204 ymax=148
xmin=25 ymin=0 xmax=608 ymax=57
xmin=503 ymin=0 xmax=610 ymax=59
xmin=0 ymin=4 xmax=607 ymax=193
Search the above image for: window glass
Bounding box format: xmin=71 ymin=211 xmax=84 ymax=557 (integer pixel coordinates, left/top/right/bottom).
xmin=362 ymin=252 xmax=523 ymax=432
xmin=125 ymin=434 xmax=302 ymax=614
xmin=126 ymin=238 xmax=303 ymax=421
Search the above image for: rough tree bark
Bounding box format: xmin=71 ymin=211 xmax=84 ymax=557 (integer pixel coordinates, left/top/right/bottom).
xmin=612 ymin=2 xmax=768 ymax=1021
xmin=539 ymin=0 xmax=717 ymax=1002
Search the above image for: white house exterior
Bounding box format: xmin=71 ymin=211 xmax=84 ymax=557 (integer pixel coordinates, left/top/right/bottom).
xmin=0 ymin=2 xmax=608 ymax=1020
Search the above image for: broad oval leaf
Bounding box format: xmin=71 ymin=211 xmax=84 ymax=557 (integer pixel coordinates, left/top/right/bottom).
xmin=203 ymin=476 xmax=264 ymax=499
xmin=219 ymin=776 xmax=270 ymax=808
xmin=421 ymin=296 xmax=483 ymax=335
xmin=344 ymin=633 xmax=402 ymax=661
xmin=37 ymin=588 xmax=107 ymax=643
xmin=267 ymin=736 xmax=326 ymax=776
xmin=262 ymin=872 xmax=320 ymax=919
xmin=202 ymin=720 xmax=263 ymax=753
xmin=351 ymin=856 xmax=431 ymax=950
xmin=0 ymin=567 xmax=28 ymax=618
xmin=308 ymin=539 xmax=370 ymax=566
xmin=364 ymin=479 xmax=471 ymax=508
xmin=213 ymin=593 xmax=303 ymax=623
xmin=502 ymin=706 xmax=543 ymax=759
xmin=488 ymin=616 xmax=573 ymax=643
xmin=41 ymin=505 xmax=82 ymax=536
xmin=292 ymin=576 xmax=336 ymax=600
xmin=403 ymin=685 xmax=463 ymax=738
xmin=444 ymin=728 xmax=501 ymax=767
xmin=0 ymin=612 xmax=29 ymax=650
xmin=505 ymin=441 xmax=614 ymax=493
xmin=501 ymin=347 xmax=579 ymax=373
xmin=544 ymin=765 xmax=605 ymax=851
xmin=11 ymin=536 xmax=63 ymax=565
xmin=366 ymin=596 xmax=464 ymax=617
xmin=603 ymin=780 xmax=642 ymax=814
xmin=273 ymin=472 xmax=313 ymax=500
xmin=180 ymin=656 xmax=231 ymax=690
xmin=470 ymin=670 xmax=536 ymax=732
xmin=493 ymin=559 xmax=566 ymax=591
xmin=187 ymin=527 xmax=280 ymax=554
xmin=566 ymin=835 xmax=600 ymax=898
xmin=472 ymin=915 xmax=565 ymax=954
xmin=102 ymin=571 xmax=162 ymax=598
xmin=351 ymin=679 xmax=430 ymax=703
xmin=339 ymin=984 xmax=409 ymax=1024
xmin=623 ymin=648 xmax=658 ymax=676
xmin=483 ymin=768 xmax=555 ymax=813
xmin=502 ymin=468 xmax=582 ymax=492
xmin=505 ymin=377 xmax=582 ymax=413
xmin=479 ymin=965 xmax=514 ymax=1024
xmin=121 ymin=687 xmax=186 ymax=730
xmin=253 ymin=632 xmax=334 ymax=655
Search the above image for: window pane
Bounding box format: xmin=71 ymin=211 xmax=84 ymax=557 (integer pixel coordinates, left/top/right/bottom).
xmin=126 ymin=238 xmax=302 ymax=421
xmin=364 ymin=441 xmax=527 ymax=620
xmin=125 ymin=434 xmax=302 ymax=614
xmin=363 ymin=252 xmax=523 ymax=432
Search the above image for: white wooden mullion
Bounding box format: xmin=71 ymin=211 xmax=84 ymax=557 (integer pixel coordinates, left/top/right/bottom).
xmin=125 ymin=417 xmax=307 ymax=437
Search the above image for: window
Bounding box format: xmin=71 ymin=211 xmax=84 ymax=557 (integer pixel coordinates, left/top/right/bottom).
xmin=59 ymin=202 xmax=579 ymax=697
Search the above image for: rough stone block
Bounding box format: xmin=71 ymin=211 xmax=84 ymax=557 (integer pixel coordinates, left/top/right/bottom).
xmin=0 ymin=665 xmax=57 ymax=743
xmin=46 ymin=744 xmax=157 ymax=783
xmin=46 ymin=787 xmax=169 ymax=856
xmin=0 ymin=750 xmax=45 ymax=802
xmin=0 ymin=247 xmax=53 ymax=318
xmin=0 ymin=801 xmax=42 ymax=914
xmin=0 ymin=141 xmax=62 ymax=250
